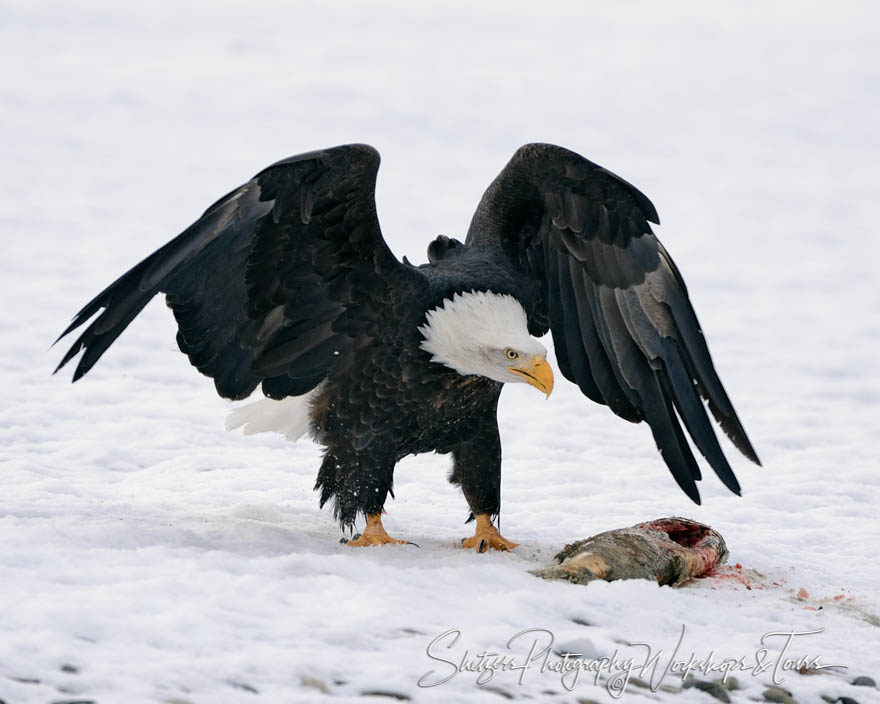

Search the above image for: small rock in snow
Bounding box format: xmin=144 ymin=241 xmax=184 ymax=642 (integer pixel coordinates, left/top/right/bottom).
xmin=851 ymin=676 xmax=876 ymax=687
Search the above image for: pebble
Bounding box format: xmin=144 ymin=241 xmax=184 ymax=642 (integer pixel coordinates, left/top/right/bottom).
xmin=683 ymin=677 xmax=731 ymax=702
xmin=852 ymin=676 xmax=876 ymax=687
xmin=628 ymin=677 xmax=680 ymax=694
xmin=228 ymin=680 xmax=258 ymax=694
xmin=300 ymin=675 xmax=330 ymax=694
xmin=482 ymin=685 xmax=514 ymax=699
xmin=763 ymin=685 xmax=798 ymax=703
xmin=399 ymin=627 xmax=425 ymax=635
xmin=359 ymin=690 xmax=411 ymax=700
xmin=721 ymin=676 xmax=740 ymax=691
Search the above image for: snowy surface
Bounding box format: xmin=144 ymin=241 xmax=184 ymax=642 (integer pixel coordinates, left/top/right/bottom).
xmin=2 ymin=1 xmax=880 ymax=703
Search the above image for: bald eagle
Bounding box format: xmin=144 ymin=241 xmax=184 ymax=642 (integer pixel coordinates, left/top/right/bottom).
xmin=55 ymin=144 xmax=759 ymax=551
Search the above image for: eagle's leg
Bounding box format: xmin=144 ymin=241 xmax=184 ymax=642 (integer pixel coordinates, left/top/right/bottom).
xmin=348 ymin=513 xmax=408 ymax=547
xmin=449 ymin=409 xmax=519 ymax=552
xmin=315 ymin=444 xmax=408 ymax=546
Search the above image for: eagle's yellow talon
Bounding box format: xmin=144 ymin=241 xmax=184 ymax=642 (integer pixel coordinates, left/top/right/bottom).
xmin=461 ymin=513 xmax=519 ymax=552
xmin=346 ymin=513 xmax=407 ymax=547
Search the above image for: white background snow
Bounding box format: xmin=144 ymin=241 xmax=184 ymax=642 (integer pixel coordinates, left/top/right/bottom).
xmin=2 ymin=1 xmax=879 ymax=702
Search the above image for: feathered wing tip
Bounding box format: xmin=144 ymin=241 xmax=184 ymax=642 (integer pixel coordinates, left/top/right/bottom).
xmin=653 ymin=242 xmax=762 ymax=470
xmin=51 ymin=179 xmax=255 ymax=382
xmin=225 ymin=391 xmax=319 ymax=441
xmin=53 ymin=255 xmax=164 ymax=381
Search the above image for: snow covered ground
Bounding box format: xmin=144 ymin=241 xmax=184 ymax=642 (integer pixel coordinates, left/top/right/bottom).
xmin=2 ymin=1 xmax=879 ymax=702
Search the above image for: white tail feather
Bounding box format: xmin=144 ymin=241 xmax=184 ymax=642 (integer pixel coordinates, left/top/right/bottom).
xmin=225 ymin=389 xmax=320 ymax=441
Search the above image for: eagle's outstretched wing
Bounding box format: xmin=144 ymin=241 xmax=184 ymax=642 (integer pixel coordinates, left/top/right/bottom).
xmin=56 ymin=144 xmax=424 ymax=400
xmin=466 ymin=143 xmax=760 ymax=502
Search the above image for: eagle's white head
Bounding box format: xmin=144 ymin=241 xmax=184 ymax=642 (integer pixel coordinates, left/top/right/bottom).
xmin=418 ymin=290 xmax=554 ymax=396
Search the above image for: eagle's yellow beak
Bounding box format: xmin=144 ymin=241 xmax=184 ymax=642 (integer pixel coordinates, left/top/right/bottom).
xmin=508 ymin=355 xmax=554 ymax=398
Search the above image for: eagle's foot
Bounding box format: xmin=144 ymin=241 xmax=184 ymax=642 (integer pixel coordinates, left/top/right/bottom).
xmin=347 ymin=513 xmax=408 ymax=547
xmin=461 ymin=513 xmax=519 ymax=552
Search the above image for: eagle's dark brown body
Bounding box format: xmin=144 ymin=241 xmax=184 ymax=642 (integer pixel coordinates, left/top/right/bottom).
xmin=303 ymin=289 xmax=504 ymax=526
xmin=311 ymin=347 xmax=503 ymax=526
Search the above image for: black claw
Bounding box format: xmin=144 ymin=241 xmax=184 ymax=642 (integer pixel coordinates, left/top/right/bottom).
xmin=478 ymin=539 xmax=488 ymax=553
xmin=405 ymin=541 xmax=421 ymax=548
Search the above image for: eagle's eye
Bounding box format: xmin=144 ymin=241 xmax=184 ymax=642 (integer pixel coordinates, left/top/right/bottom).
xmin=505 ymin=348 xmax=519 ymax=361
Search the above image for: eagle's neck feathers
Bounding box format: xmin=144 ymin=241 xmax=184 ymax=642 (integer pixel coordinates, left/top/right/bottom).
xmin=418 ymin=290 xmax=538 ymax=382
